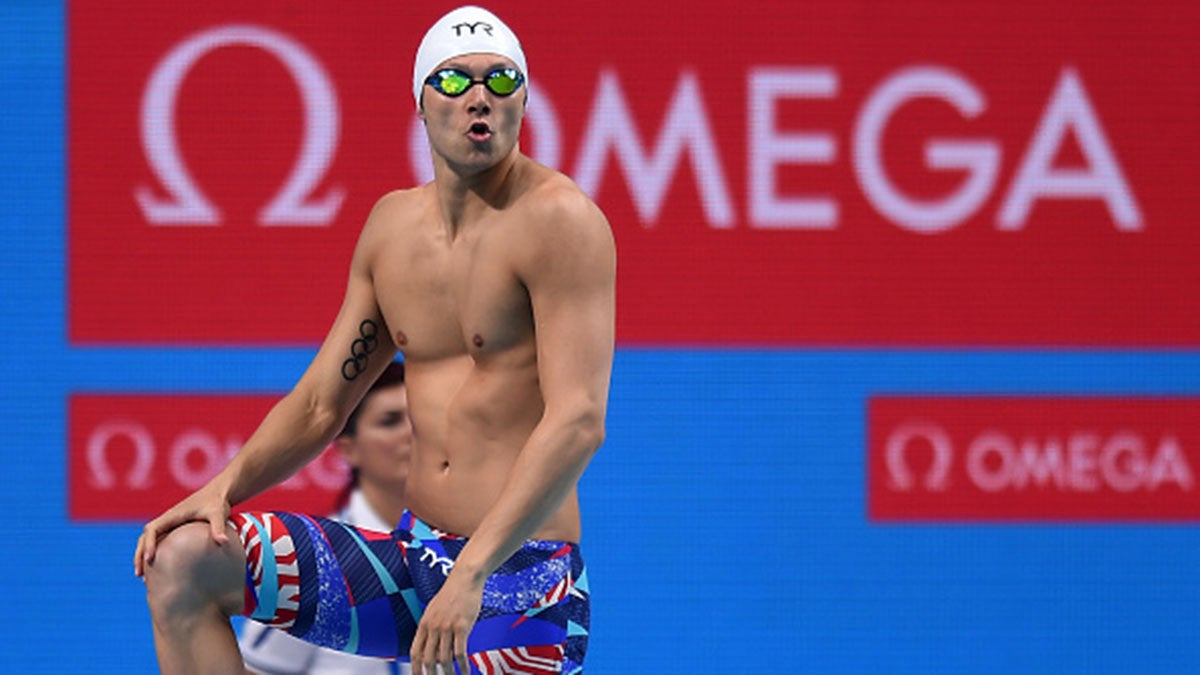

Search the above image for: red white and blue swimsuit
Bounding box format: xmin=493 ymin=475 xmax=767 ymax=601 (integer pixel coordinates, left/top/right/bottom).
xmin=231 ymin=510 xmax=589 ymax=674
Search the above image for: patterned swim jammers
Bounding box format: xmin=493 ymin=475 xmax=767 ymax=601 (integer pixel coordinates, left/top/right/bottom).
xmin=230 ymin=510 xmax=589 ymax=674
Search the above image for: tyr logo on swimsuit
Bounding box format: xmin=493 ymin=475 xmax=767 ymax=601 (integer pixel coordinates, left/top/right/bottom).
xmin=419 ymin=548 xmax=456 ymax=576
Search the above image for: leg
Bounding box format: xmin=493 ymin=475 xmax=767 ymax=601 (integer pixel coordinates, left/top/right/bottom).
xmin=231 ymin=510 xmax=589 ymax=673
xmin=144 ymin=521 xmax=247 ymax=675
xmin=462 ymin=541 xmax=590 ymax=674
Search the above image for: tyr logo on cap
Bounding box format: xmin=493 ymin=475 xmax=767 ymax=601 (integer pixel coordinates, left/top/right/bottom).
xmin=412 ymin=7 xmax=528 ymax=105
xmin=451 ymin=21 xmax=493 ymax=37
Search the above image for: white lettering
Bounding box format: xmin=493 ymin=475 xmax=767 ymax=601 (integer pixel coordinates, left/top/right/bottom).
xmin=137 ymin=24 xmax=344 ymax=226
xmin=962 ymin=430 xmax=1193 ymax=493
xmin=573 ymin=69 xmax=734 ymax=227
xmin=420 ymin=547 xmax=455 ymax=576
xmin=410 ymin=64 xmax=1145 ymax=234
xmin=168 ymin=428 xmax=239 ymax=490
xmin=998 ymin=68 xmax=1142 ymax=231
xmin=1147 ymin=435 xmax=1194 ymax=490
xmin=1014 ymin=434 xmax=1067 ymax=489
xmin=965 ymin=432 xmax=1011 ymax=493
xmin=1067 ymin=433 xmax=1100 ymax=491
xmin=304 ymin=447 xmax=352 ymax=490
xmin=854 ymin=66 xmax=1000 ymax=234
xmin=1100 ymin=432 xmax=1146 ymax=493
xmin=884 ymin=422 xmax=953 ymax=491
xmin=86 ymin=420 xmax=155 ymax=489
xmin=747 ymin=67 xmax=838 ymax=229
xmin=84 ymin=421 xmax=347 ymax=495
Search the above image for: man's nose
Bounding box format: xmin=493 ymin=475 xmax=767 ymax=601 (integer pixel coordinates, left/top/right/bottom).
xmin=466 ymin=84 xmax=491 ymax=114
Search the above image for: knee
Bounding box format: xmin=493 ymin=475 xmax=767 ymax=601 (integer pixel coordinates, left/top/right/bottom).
xmin=145 ymin=522 xmax=244 ymax=618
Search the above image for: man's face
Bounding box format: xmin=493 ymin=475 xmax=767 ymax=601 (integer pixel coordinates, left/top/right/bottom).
xmin=419 ymin=53 xmax=526 ymax=176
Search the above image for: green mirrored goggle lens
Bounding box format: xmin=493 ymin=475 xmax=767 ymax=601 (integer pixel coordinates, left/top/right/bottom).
xmin=437 ymin=71 xmax=472 ymax=95
xmin=485 ymin=69 xmax=520 ymax=95
xmin=427 ymin=68 xmax=524 ymax=97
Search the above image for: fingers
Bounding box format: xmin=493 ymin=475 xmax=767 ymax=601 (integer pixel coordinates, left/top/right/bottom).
xmin=133 ymin=505 xmax=230 ymax=579
xmin=209 ymin=515 xmax=230 ymax=545
xmin=434 ymin=632 xmax=453 ymax=674
xmin=454 ymin=623 xmax=470 ymax=674
xmin=411 ymin=625 xmax=469 ymax=675
xmin=133 ymin=533 xmax=145 ymax=578
xmin=410 ymin=625 xmax=427 ymax=674
xmin=412 ymin=628 xmax=442 ymax=675
xmin=135 ymin=522 xmax=159 ymax=577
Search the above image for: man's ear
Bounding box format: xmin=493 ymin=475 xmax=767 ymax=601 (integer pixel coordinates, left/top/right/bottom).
xmin=334 ymin=435 xmax=357 ymax=465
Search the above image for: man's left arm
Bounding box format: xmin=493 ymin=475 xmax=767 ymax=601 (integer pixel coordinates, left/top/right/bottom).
xmin=409 ymin=186 xmax=616 ymax=673
xmin=463 ymin=186 xmax=616 ymax=574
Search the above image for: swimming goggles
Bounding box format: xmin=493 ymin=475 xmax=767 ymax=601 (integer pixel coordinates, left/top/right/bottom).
xmin=424 ymin=67 xmax=525 ymax=97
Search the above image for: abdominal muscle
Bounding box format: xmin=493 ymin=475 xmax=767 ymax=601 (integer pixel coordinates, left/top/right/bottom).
xmin=400 ymin=355 xmax=582 ymax=543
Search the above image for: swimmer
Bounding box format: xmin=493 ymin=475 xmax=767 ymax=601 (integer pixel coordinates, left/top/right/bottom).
xmin=134 ymin=6 xmax=615 ymax=674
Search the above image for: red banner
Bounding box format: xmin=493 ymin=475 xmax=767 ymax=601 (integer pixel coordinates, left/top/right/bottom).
xmin=68 ymin=394 xmax=348 ymax=521
xmin=69 ymin=1 xmax=1200 ymax=345
xmin=868 ymin=396 xmax=1200 ymax=521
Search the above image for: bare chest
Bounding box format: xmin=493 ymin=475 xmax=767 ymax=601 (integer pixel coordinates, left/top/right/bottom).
xmin=373 ymin=230 xmax=533 ymax=362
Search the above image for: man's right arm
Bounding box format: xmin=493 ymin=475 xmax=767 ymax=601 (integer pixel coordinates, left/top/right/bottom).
xmin=134 ymin=192 xmax=405 ymax=575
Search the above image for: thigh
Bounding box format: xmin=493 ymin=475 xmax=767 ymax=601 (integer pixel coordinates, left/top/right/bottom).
xmin=466 ymin=542 xmax=590 ymax=674
xmin=233 ymin=511 xmax=591 ymax=670
xmin=231 ymin=511 xmax=421 ymax=658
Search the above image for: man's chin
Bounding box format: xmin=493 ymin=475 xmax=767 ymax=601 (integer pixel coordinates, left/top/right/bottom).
xmin=449 ymin=147 xmax=514 ymax=176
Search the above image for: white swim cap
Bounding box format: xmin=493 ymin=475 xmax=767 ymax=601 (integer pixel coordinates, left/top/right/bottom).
xmin=412 ymin=5 xmax=528 ymax=107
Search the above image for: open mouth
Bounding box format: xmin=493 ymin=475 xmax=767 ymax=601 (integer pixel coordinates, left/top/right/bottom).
xmin=467 ymin=122 xmax=492 ymax=141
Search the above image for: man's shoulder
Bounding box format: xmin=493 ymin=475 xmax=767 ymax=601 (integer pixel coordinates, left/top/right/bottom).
xmin=517 ymin=163 xmax=609 ymax=235
xmin=370 ymin=185 xmax=429 ymax=220
xmin=522 ymin=164 xmax=594 ymax=211
xmin=359 ymin=186 xmax=431 ymax=240
xmin=509 ymin=162 xmax=615 ymax=274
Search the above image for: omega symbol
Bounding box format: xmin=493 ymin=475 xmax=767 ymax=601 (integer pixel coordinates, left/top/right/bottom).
xmin=86 ymin=420 xmax=155 ymax=490
xmin=137 ymin=24 xmax=345 ymax=226
xmin=884 ymin=422 xmax=953 ymax=491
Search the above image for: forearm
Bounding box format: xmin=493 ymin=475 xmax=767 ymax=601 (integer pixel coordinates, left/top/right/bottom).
xmin=452 ymin=414 xmax=604 ymax=583
xmin=215 ymin=388 xmax=345 ymax=506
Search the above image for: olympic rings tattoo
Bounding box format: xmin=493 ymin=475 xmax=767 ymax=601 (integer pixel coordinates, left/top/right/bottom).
xmin=341 ymin=319 xmax=380 ymax=381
